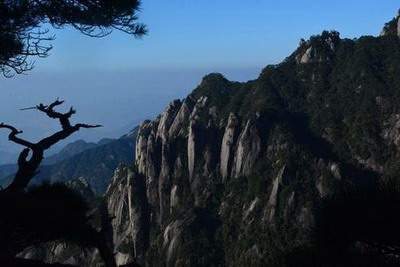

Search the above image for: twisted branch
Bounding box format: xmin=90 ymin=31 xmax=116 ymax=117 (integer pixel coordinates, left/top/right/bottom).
xmin=0 ymin=99 xmax=101 ymax=193
xmin=0 ymin=123 xmax=35 ymax=149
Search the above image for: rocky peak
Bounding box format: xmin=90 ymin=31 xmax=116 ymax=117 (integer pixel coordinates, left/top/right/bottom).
xmin=200 ymin=73 xmax=227 ymax=85
xmin=296 ymin=30 xmax=341 ymax=64
xmin=381 ymin=10 xmax=400 ymax=37
xmin=156 ymin=99 xmax=182 ymax=142
xmin=169 ymin=97 xmax=194 ymax=138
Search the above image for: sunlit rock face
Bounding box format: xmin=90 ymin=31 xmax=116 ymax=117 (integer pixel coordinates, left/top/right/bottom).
xmin=232 ymin=118 xmax=261 ymax=178
xmin=105 ymin=165 xmax=149 ymax=266
xmin=220 ymin=113 xmax=238 ymax=180
xmin=398 ymin=16 xmax=400 ymax=36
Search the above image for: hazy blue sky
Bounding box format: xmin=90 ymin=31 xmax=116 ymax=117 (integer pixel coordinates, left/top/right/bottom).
xmin=34 ymin=0 xmax=400 ymax=71
xmin=0 ymin=0 xmax=399 ymax=154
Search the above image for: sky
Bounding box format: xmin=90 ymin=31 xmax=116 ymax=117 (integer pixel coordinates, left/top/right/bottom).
xmin=0 ymin=0 xmax=399 ymax=155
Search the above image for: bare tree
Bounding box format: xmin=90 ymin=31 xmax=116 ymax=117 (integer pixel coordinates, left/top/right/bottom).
xmin=1 ymin=99 xmax=101 ymax=193
xmin=0 ymin=99 xmax=117 ymax=267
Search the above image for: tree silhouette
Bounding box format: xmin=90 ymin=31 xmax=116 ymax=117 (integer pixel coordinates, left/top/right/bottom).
xmin=1 ymin=100 xmax=101 ymax=193
xmin=0 ymin=0 xmax=147 ymax=77
xmin=0 ymin=100 xmax=116 ymax=267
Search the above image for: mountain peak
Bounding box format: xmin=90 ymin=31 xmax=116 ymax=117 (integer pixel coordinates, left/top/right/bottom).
xmin=380 ymin=9 xmax=400 ymax=37
xmin=201 ymin=73 xmax=227 ymax=84
xmin=295 ymin=30 xmax=341 ymax=64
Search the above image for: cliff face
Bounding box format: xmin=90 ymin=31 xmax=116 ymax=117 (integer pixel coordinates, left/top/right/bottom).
xmin=105 ymin=14 xmax=400 ymax=266
xmin=106 ymin=165 xmax=149 ymax=266
xmin=108 ymin=95 xmax=345 ymax=266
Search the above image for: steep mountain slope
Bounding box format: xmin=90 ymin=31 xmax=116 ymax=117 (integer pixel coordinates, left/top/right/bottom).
xmin=104 ymin=13 xmax=400 ymax=267
xmin=43 ymin=139 xmax=100 ymax=165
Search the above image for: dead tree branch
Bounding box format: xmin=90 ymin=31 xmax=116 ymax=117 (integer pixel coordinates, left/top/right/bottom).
xmin=0 ymin=99 xmax=101 ymax=193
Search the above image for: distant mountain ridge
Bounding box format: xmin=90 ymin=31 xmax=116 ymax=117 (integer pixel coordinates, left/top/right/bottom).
xmin=43 ymin=139 xmax=99 ymax=165
xmin=33 ymin=135 xmax=135 ymax=194
xmin=0 ymin=139 xmax=103 ymax=179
